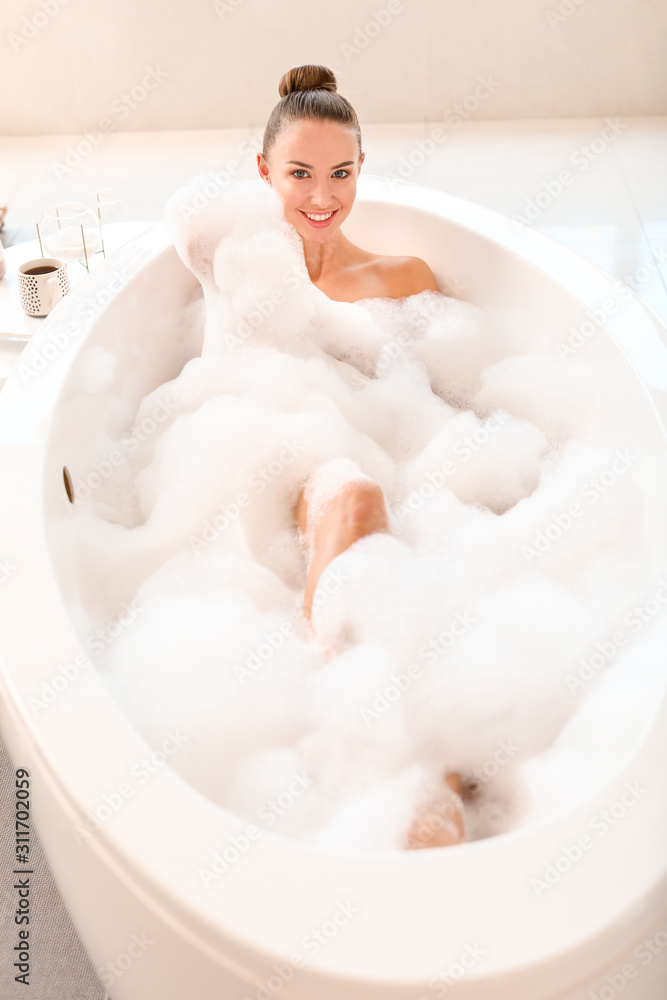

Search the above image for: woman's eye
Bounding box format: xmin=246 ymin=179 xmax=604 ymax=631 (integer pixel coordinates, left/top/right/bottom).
xmin=291 ymin=169 xmax=349 ymax=179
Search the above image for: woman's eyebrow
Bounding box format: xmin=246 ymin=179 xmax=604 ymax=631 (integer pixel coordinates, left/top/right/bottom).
xmin=286 ymin=160 xmax=355 ymax=169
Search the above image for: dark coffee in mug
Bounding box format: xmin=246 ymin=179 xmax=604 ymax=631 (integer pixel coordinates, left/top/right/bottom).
xmin=18 ymin=256 xmax=69 ymax=316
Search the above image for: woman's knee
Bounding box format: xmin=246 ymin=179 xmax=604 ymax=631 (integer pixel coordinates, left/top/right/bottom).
xmin=295 ymin=475 xmax=389 ymax=539
xmin=336 ymin=480 xmax=388 ymax=531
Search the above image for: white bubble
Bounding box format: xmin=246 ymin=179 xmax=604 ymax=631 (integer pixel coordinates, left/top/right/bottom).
xmin=68 ymin=175 xmax=667 ymax=851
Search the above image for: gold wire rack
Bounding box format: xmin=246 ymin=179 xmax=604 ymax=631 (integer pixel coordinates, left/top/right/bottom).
xmin=35 ymin=194 xmax=109 ymax=272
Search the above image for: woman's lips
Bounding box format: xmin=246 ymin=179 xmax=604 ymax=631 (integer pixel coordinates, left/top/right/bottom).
xmin=298 ymin=208 xmax=340 ymax=228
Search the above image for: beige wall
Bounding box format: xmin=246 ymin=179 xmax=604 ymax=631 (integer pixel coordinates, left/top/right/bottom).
xmin=1 ymin=0 xmax=666 ymax=135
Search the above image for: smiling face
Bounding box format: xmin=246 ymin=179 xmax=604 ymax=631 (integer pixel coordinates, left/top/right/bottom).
xmin=257 ymin=118 xmax=364 ymax=244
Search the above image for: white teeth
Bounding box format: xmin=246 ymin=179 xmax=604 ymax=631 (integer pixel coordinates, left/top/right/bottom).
xmin=304 ymin=211 xmax=335 ymax=221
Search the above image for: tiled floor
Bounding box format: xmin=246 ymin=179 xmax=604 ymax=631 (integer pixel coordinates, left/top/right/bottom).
xmin=1 ymin=116 xmax=666 ymax=323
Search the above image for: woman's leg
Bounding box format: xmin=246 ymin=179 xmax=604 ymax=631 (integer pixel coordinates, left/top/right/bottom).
xmin=404 ymin=771 xmax=465 ymax=848
xmin=295 ymin=474 xmax=391 ymax=622
xmin=294 ymin=470 xmax=465 ymax=849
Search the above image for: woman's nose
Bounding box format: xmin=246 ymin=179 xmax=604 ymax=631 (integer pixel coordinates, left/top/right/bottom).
xmin=310 ymin=181 xmax=334 ymax=207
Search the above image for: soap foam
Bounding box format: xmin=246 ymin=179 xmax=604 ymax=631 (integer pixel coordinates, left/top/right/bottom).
xmin=67 ymin=176 xmax=667 ymax=850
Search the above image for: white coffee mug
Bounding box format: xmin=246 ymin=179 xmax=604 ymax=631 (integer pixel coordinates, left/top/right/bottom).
xmin=18 ymin=257 xmax=69 ymax=317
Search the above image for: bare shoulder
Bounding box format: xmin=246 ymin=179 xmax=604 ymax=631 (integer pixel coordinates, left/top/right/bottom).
xmin=376 ymin=254 xmax=440 ymax=299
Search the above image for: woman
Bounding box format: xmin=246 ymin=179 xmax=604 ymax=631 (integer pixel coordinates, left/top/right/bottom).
xmin=257 ymin=64 xmax=464 ymax=850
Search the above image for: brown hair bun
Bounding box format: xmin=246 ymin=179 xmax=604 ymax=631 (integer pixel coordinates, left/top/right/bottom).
xmin=278 ymin=65 xmax=337 ymax=98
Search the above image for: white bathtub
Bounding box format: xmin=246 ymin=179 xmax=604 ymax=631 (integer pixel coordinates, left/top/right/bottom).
xmin=1 ymin=175 xmax=666 ymax=1000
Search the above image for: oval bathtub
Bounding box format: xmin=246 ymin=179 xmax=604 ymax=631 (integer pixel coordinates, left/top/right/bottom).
xmin=1 ymin=174 xmax=667 ymax=1000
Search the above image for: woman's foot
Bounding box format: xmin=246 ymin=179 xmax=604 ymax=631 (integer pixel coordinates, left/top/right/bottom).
xmin=404 ymin=772 xmax=465 ymax=849
xmin=295 ymin=474 xmax=391 ymax=624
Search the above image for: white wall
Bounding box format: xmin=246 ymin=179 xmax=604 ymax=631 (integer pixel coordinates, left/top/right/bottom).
xmin=1 ymin=0 xmax=666 ymax=135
